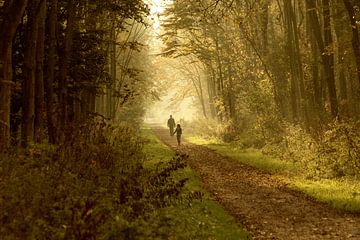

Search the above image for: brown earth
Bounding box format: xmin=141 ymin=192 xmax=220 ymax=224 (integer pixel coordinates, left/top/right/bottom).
xmin=151 ymin=125 xmax=360 ymax=240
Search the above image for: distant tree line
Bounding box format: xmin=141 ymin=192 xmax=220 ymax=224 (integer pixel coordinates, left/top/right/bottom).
xmin=0 ymin=0 xmax=150 ymax=152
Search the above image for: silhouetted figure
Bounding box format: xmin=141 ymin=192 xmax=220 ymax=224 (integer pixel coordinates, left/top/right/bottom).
xmin=173 ymin=124 xmax=182 ymax=146
xmin=167 ymin=115 xmax=176 ymax=136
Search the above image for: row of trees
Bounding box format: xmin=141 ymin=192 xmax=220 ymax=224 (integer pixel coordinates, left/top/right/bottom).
xmin=0 ymin=0 xmax=151 ymax=152
xmin=162 ymin=0 xmax=360 ymax=135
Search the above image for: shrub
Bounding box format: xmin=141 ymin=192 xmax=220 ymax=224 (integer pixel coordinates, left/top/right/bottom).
xmin=269 ymin=120 xmax=360 ymax=179
xmin=316 ymin=120 xmax=360 ymax=178
xmin=0 ymin=119 xmax=195 ymax=239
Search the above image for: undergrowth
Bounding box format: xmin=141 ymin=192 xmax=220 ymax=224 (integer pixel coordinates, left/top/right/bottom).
xmin=0 ymin=119 xmax=203 ymax=239
xmin=0 ymin=118 xmax=250 ymax=239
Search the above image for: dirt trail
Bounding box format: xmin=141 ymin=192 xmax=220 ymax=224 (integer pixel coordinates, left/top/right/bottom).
xmin=151 ymin=126 xmax=360 ymax=240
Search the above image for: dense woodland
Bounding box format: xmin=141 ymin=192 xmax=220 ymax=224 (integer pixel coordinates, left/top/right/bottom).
xmin=162 ymin=0 xmax=360 ymax=178
xmin=1 ymin=0 xmax=178 ymax=238
xmin=0 ymin=0 xmax=151 ymax=151
xmin=0 ymin=0 xmax=360 ymax=239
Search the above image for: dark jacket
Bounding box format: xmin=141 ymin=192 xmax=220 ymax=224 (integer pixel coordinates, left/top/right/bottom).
xmin=167 ymin=118 xmax=175 ymax=128
xmin=174 ymin=127 xmax=182 ymax=136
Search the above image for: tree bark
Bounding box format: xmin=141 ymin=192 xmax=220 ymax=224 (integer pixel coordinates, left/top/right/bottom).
xmin=58 ymin=0 xmax=76 ymax=130
xmin=198 ymin=76 xmax=208 ymax=119
xmin=34 ymin=0 xmax=47 ymax=143
xmin=22 ymin=0 xmax=41 ymax=147
xmin=108 ymin=17 xmax=116 ymax=119
xmin=0 ymin=0 xmax=28 ymax=152
xmin=45 ymin=0 xmax=58 ymax=144
xmin=343 ymin=0 xmax=360 ymax=89
xmin=260 ymin=0 xmax=270 ymax=55
xmin=227 ymin=62 xmax=235 ymax=119
xmin=206 ymin=64 xmax=217 ymax=118
xmin=284 ymin=0 xmax=300 ymax=121
xmin=306 ymin=0 xmax=339 ymax=118
xmin=322 ymin=0 xmax=338 ymax=118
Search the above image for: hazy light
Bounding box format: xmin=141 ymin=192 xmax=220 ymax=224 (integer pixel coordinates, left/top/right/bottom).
xmin=145 ymin=0 xmax=198 ymax=125
xmin=149 ymin=0 xmax=167 ymax=31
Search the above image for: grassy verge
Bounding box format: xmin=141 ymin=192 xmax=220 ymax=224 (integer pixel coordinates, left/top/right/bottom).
xmin=186 ymin=136 xmax=360 ymax=213
xmin=142 ymin=128 xmax=250 ymax=240
xmin=292 ymin=179 xmax=360 ymax=212
xmin=186 ymin=136 xmax=299 ymax=176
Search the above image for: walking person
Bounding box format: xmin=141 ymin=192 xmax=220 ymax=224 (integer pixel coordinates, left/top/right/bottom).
xmin=173 ymin=124 xmax=182 ymax=146
xmin=167 ymin=115 xmax=176 ymax=136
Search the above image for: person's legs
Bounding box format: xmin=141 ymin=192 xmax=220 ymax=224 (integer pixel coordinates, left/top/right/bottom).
xmin=177 ymin=135 xmax=181 ymax=145
xmin=169 ymin=126 xmax=174 ymax=136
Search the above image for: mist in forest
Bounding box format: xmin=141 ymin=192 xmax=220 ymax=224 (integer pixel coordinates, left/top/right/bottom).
xmin=145 ymin=0 xmax=198 ymax=124
xmin=1 ymin=0 xmax=359 ymax=169
xmin=1 ymin=0 xmax=360 ymax=239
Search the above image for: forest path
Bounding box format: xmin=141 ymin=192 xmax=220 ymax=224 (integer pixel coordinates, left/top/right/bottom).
xmin=150 ymin=125 xmax=360 ymax=240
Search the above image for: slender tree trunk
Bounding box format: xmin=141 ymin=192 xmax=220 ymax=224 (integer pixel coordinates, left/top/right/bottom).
xmin=58 ymin=0 xmax=75 ymax=130
xmin=0 ymin=0 xmax=28 ymax=152
xmin=214 ymin=36 xmax=224 ymax=94
xmin=198 ymin=77 xmax=208 ymax=119
xmin=306 ymin=0 xmax=339 ymax=118
xmin=333 ymin=3 xmax=350 ymax=117
xmin=190 ymin=71 xmax=207 ymax=119
xmin=45 ymin=0 xmax=58 ymax=144
xmin=260 ymin=0 xmax=270 ymax=55
xmin=22 ymin=0 xmax=41 ymax=147
xmin=227 ymin=62 xmax=235 ymax=119
xmin=34 ymin=0 xmax=47 ymax=143
xmin=284 ymin=0 xmax=300 ymax=121
xmin=206 ymin=64 xmax=217 ymax=118
xmin=343 ymin=0 xmax=360 ymax=89
xmin=311 ymin=35 xmax=322 ymax=111
xmin=306 ymin=0 xmax=323 ymax=119
xmin=322 ymin=0 xmax=338 ymax=118
xmin=109 ymin=17 xmax=116 ymax=119
xmin=214 ymin=36 xmax=227 ymax=120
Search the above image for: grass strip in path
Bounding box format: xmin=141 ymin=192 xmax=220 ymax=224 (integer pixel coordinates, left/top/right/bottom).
xmin=187 ymin=136 xmax=360 ymax=213
xmin=142 ymin=128 xmax=250 ymax=240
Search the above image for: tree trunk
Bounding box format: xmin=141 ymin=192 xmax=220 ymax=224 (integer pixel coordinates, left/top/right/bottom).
xmin=58 ymin=0 xmax=76 ymax=130
xmin=22 ymin=0 xmax=41 ymax=147
xmin=306 ymin=0 xmax=339 ymax=118
xmin=206 ymin=64 xmax=217 ymax=118
xmin=311 ymin=35 xmax=322 ymax=111
xmin=45 ymin=0 xmax=58 ymax=144
xmin=34 ymin=0 xmax=47 ymax=143
xmin=333 ymin=2 xmax=350 ymax=117
xmin=260 ymin=0 xmax=270 ymax=55
xmin=0 ymin=0 xmax=28 ymax=152
xmin=108 ymin=18 xmax=116 ymax=119
xmin=198 ymin=77 xmax=208 ymax=119
xmin=322 ymin=0 xmax=338 ymax=118
xmin=343 ymin=0 xmax=360 ymax=89
xmin=227 ymin=62 xmax=235 ymax=119
xmin=284 ymin=0 xmax=300 ymax=121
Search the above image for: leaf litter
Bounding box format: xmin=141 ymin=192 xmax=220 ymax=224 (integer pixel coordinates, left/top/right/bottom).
xmin=152 ymin=126 xmax=360 ymax=240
